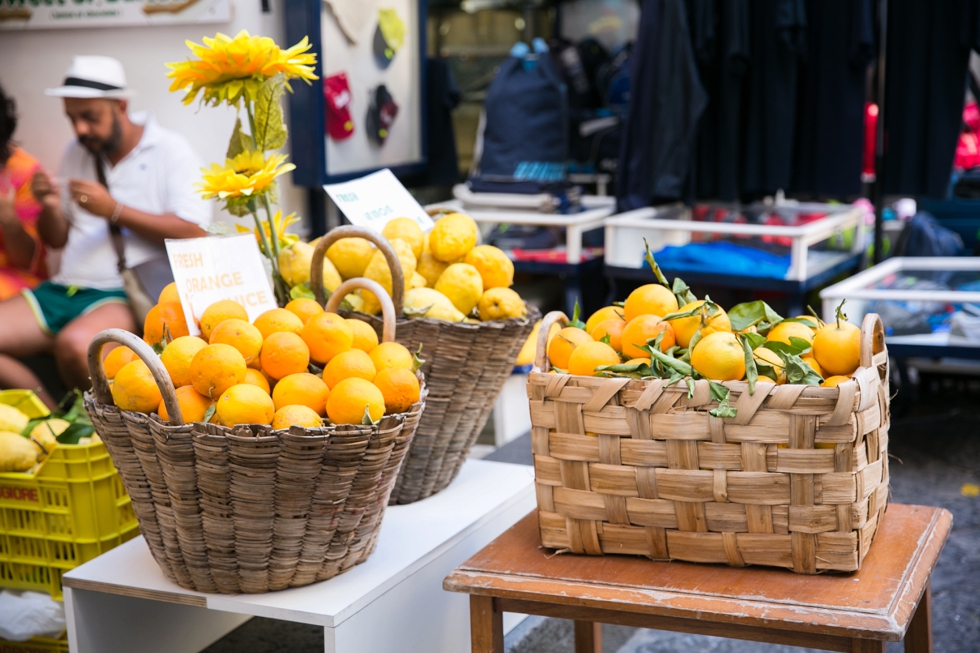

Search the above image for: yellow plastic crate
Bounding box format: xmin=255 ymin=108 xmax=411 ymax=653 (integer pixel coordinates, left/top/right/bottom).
xmin=0 ymin=390 xmax=139 ymax=600
xmin=0 ymin=632 xmax=69 ymax=653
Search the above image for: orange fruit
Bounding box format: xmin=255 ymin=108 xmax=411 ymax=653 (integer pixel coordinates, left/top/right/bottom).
xmin=143 ymin=302 xmax=189 ymax=345
xmin=669 ymin=300 xmax=731 ymax=349
xmin=260 ymin=331 xmax=311 ymax=380
xmin=812 ymin=322 xmax=861 ymax=377
xmin=322 ymin=349 xmax=377 ymax=389
xmin=567 ymin=341 xmax=622 ymax=376
xmin=326 ymin=377 xmax=385 ymax=425
xmin=254 ymin=307 xmax=304 ymax=339
xmin=285 ymin=298 xmax=323 ymax=325
xmin=373 ymin=368 xmax=421 ymax=414
xmin=369 ymin=341 xmax=414 ymax=374
xmin=547 ymin=327 xmax=591 ymax=369
xmin=590 ymin=318 xmax=626 ymax=353
xmin=160 ymin=336 xmax=208 ymax=388
xmin=626 ymin=357 xmax=651 ymax=365
xmin=158 ymin=282 xmax=181 ymax=305
xmin=209 ymin=319 xmax=263 ymax=367
xmin=753 ymin=347 xmax=786 ymax=384
xmin=198 ymin=300 xmax=247 ymax=341
xmin=802 ymin=355 xmax=823 ymax=378
xmin=822 ymin=375 xmax=852 ymax=388
xmin=301 ymin=312 xmax=353 ymax=365
xmin=103 ymin=346 xmax=138 ymax=380
xmin=347 ymin=319 xmax=380 ymax=353
xmin=215 ymin=384 xmax=275 ymax=426
xmin=584 ymin=306 xmax=625 ymax=335
xmin=767 ymin=321 xmax=815 ymax=347
xmin=621 ymin=315 xmax=676 ymax=359
xmin=271 ymin=405 xmax=323 ymax=430
xmin=189 ymin=343 xmax=247 ymax=399
xmin=111 ymin=360 xmax=163 ymax=413
xmin=272 ymin=373 xmax=330 ymax=415
xmin=690 ymin=331 xmax=745 ymax=382
xmin=623 ymin=284 xmax=678 ymax=322
xmin=158 ymin=385 xmax=212 ymax=423
xmin=243 ymin=368 xmax=271 ymax=394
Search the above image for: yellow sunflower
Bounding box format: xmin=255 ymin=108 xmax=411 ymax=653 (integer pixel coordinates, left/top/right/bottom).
xmin=236 ymin=209 xmax=301 ymax=248
xmin=166 ymin=30 xmax=318 ymax=106
xmin=197 ymin=151 xmax=295 ymax=202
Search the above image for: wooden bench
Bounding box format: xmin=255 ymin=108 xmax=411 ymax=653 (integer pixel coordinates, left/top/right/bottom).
xmin=444 ymin=504 xmax=951 ymax=653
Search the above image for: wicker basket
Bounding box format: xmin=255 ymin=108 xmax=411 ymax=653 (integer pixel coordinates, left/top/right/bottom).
xmin=311 ymin=226 xmax=538 ymax=505
xmin=528 ymin=311 xmax=890 ymax=573
xmin=83 ymin=279 xmax=425 ymax=593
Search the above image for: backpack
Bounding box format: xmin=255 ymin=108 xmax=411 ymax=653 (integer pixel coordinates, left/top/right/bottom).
xmin=894 ymin=212 xmax=965 ymax=257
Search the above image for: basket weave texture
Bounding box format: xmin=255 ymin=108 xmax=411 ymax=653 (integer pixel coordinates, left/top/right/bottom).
xmin=83 ymin=279 xmax=425 ymax=593
xmin=312 ymin=226 xmax=538 ymax=505
xmin=529 ymin=312 xmax=890 ymax=573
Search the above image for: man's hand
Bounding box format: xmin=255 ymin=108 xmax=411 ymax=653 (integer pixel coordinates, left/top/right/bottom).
xmin=68 ymin=179 xmax=115 ymax=219
xmin=31 ymin=170 xmax=60 ymax=209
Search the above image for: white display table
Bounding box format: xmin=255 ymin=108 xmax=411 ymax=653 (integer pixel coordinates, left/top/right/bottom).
xmin=62 ymin=459 xmax=536 ymax=653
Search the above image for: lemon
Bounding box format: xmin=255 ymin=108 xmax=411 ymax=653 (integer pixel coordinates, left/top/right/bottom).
xmin=434 ymin=263 xmax=484 ymax=315
xmin=429 ymin=213 xmax=478 ymax=262
xmin=361 ymin=238 xmax=417 ymax=315
xmin=278 ymin=241 xmax=342 ymax=292
xmin=0 ymin=431 xmax=41 ymax=472
xmin=416 ymin=250 xmax=451 ymax=287
xmin=409 ymin=271 xmax=427 ymax=289
xmin=464 ymin=245 xmax=514 ymax=289
xmin=515 ymin=320 xmax=542 ymax=366
xmin=344 ymin=293 xmax=365 ymax=313
xmin=29 ymin=419 xmax=69 ymax=452
xmin=382 ymin=218 xmax=425 ymax=259
xmin=326 ymin=237 xmax=375 ymax=280
xmin=478 ymin=287 xmax=526 ymax=321
xmin=0 ymin=404 xmax=29 ymax=434
xmin=404 ymin=287 xmax=465 ymax=322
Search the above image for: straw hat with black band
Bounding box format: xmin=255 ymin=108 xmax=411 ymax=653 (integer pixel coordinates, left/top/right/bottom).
xmin=45 ymin=55 xmax=136 ymax=99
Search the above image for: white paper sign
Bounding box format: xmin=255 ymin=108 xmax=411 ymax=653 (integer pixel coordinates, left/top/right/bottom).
xmin=0 ymin=0 xmax=231 ymax=31
xmin=165 ymin=235 xmax=279 ymax=336
xmin=324 ymin=169 xmax=435 ymax=233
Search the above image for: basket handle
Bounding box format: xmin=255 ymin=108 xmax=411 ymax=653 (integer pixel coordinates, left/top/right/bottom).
xmin=534 ymin=310 xmax=569 ymax=371
xmin=310 ymin=225 xmax=404 ymax=314
xmin=87 ymin=329 xmax=183 ymax=426
xmin=859 ymin=312 xmax=885 ymax=370
xmin=325 ymin=278 xmax=397 ymax=343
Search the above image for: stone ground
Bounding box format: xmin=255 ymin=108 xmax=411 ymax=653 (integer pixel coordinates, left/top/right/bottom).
xmin=203 ymin=382 xmax=980 ymax=653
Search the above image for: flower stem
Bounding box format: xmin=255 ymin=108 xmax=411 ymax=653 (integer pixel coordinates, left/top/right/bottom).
xmin=245 ymin=101 xmax=288 ymax=304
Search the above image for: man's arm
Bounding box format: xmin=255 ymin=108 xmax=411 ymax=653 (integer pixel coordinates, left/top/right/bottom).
xmin=68 ymin=179 xmax=207 ymax=244
xmin=0 ymin=186 xmax=38 ymax=269
xmin=30 ymin=170 xmax=70 ymax=248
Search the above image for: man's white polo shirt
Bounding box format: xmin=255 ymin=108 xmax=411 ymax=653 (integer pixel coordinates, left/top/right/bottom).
xmin=54 ymin=112 xmax=212 ymax=290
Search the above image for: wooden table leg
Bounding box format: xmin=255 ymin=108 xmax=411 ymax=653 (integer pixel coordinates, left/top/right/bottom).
xmin=905 ymin=582 xmax=933 ymax=653
xmin=470 ymin=595 xmax=504 ymax=653
xmin=574 ymin=620 xmax=602 ymax=653
xmin=851 ymin=639 xmax=886 ymax=652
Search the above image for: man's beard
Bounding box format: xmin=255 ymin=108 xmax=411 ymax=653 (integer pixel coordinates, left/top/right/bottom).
xmin=80 ymin=113 xmax=123 ymax=155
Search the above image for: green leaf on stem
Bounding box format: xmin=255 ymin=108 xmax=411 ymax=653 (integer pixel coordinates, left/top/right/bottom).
xmin=727 ymin=300 xmax=784 ymax=335
xmin=783 ymin=354 xmax=824 ymax=385
xmin=707 ymin=381 xmax=737 ymax=418
xmin=569 ymin=300 xmax=586 ymax=330
xmin=253 ymin=74 xmax=288 ymax=151
xmin=740 ymin=335 xmax=758 ymax=395
xmin=643 ymin=238 xmax=672 ymax=288
xmin=226 ymin=118 xmax=254 ymax=160
xmin=671 ymin=277 xmax=697 ymax=306
xmin=289 ymin=283 xmax=316 ymax=301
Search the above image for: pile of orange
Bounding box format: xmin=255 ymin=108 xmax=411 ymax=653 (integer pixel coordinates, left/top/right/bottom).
xmin=106 ymin=285 xmax=422 ymax=429
xmin=548 ymin=282 xmax=862 ymax=389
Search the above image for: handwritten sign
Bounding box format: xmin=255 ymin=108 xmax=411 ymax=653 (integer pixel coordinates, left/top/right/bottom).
xmin=165 ymin=234 xmax=278 ymax=336
xmin=324 ymin=168 xmax=434 ymax=233
xmin=0 ymin=0 xmax=231 ymax=31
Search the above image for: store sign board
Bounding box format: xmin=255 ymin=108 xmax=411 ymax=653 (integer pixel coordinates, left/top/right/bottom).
xmin=165 ymin=234 xmax=278 ymax=336
xmin=324 ymin=168 xmax=435 ymax=234
xmin=0 ymin=0 xmax=230 ymax=31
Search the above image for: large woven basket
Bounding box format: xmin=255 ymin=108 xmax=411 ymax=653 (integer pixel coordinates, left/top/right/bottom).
xmin=83 ymin=279 xmax=425 ymax=593
xmin=528 ymin=311 xmax=889 ymax=574
xmin=311 ymin=226 xmax=538 ymax=504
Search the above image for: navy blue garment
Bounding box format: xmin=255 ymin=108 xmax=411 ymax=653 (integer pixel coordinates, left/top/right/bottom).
xmin=895 ymin=212 xmax=966 ymax=257
xmin=742 ymin=0 xmax=807 ymax=198
xmin=791 ymin=0 xmax=875 ymax=198
xmin=883 ymin=0 xmax=980 ymax=198
xmin=616 ymin=0 xmax=707 ymax=210
xmin=470 ymin=50 xmax=569 ymax=193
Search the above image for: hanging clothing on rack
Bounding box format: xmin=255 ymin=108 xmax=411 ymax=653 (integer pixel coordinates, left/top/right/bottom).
xmin=741 ymin=0 xmax=807 ymax=198
xmin=883 ymin=0 xmax=980 ymax=198
xmin=791 ymin=0 xmax=875 ymax=198
xmin=688 ymin=0 xmax=751 ymax=202
xmin=616 ymin=0 xmax=707 ymax=210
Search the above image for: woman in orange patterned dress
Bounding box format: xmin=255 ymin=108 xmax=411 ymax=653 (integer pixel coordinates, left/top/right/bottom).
xmin=0 ymin=85 xmax=46 ymax=300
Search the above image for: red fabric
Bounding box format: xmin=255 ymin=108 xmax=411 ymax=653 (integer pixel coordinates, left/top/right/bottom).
xmin=324 ymin=73 xmax=354 ymax=141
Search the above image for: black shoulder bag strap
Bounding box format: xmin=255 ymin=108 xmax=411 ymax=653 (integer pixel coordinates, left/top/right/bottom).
xmin=94 ymin=157 xmax=128 ymax=274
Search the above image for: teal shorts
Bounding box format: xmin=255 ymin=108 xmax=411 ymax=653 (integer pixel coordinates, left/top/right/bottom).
xmin=23 ymin=282 xmax=129 ymax=336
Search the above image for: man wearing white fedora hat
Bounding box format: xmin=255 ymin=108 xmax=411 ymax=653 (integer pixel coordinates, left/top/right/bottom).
xmin=0 ymin=55 xmax=211 ymax=408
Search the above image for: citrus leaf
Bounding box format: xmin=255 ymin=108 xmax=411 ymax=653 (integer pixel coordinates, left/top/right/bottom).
xmin=707 ymin=381 xmax=737 ymax=418
xmin=413 ymin=344 xmax=426 ymax=373
xmin=612 ymin=301 xmax=626 ymax=308
xmin=596 ymin=362 xmax=653 ymax=378
xmin=781 ymin=316 xmax=818 ymax=328
xmin=728 ymin=300 xmax=784 ymax=335
xmin=647 ymin=348 xmax=693 ymax=376
xmin=671 ymin=277 xmax=697 ymax=306
xmin=56 ymin=421 xmax=95 ymax=445
xmin=643 ymin=238 xmax=672 ymax=288
xmin=599 ymin=333 xmax=611 ymax=345
xmin=226 ymin=117 xmax=254 ymax=160
xmin=740 ymin=335 xmax=758 ymax=395
xmin=741 ymin=331 xmax=767 ymax=350
xmin=784 ymin=354 xmax=823 ymax=385
xmin=203 ymin=404 xmax=216 ymax=424
xmin=253 ymin=73 xmax=288 ymax=151
xmin=289 ymin=283 xmax=316 ymax=301
xmin=569 ymin=300 xmax=586 ymax=330
xmin=685 ymin=376 xmax=696 ymax=398
xmin=361 ymin=405 xmax=377 ymax=426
